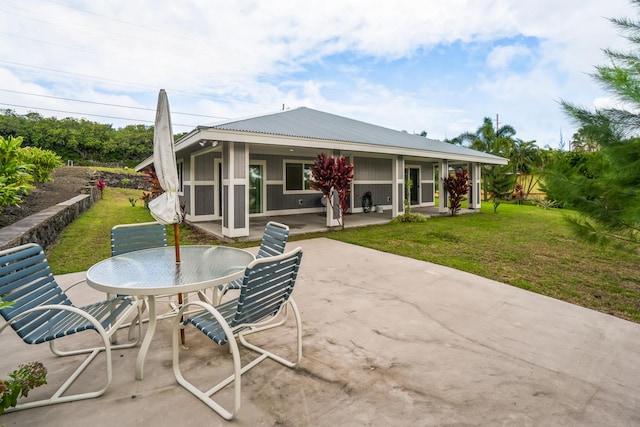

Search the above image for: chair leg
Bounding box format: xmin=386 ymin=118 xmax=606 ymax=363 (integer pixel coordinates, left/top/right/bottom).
xmin=172 ymin=302 xmax=242 ymax=420
xmin=0 ymin=322 xmax=114 ymax=412
xmin=238 ymin=298 xmax=303 ymax=368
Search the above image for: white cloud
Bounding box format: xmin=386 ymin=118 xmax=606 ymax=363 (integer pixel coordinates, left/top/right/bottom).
xmin=0 ymin=0 xmax=635 ymax=146
xmin=487 ymin=45 xmax=532 ymax=69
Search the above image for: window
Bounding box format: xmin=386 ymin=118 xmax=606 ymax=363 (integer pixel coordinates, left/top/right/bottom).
xmin=176 ymin=160 xmax=184 ymax=194
xmin=285 ymin=161 xmax=314 ymax=192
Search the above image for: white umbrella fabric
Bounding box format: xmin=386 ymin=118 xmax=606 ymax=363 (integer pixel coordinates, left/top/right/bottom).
xmin=148 ymin=89 xmax=185 ymax=344
xmin=149 ymin=89 xmax=182 ymax=262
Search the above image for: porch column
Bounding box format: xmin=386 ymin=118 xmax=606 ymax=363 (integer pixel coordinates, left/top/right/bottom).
xmin=222 ymin=141 xmax=249 ymax=238
xmin=392 ymin=156 xmax=404 ymax=217
xmin=468 ymin=162 xmax=482 ymax=209
xmin=326 ymin=187 xmax=341 ymax=227
xmin=438 ymin=159 xmax=449 ymax=213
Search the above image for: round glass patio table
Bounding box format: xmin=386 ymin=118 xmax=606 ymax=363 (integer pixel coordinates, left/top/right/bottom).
xmin=86 ymin=245 xmax=255 ymax=380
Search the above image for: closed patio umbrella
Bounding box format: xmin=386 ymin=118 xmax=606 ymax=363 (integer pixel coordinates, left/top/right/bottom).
xmin=149 ymin=89 xmax=182 ymax=261
xmin=148 ymin=89 xmax=185 ymax=344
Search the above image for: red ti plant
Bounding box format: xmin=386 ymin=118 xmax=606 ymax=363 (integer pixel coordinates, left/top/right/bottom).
xmin=309 ymin=153 xmax=354 ymax=229
xmin=142 ymin=166 xmax=163 ymax=199
xmin=442 ymin=168 xmax=471 ymax=216
xmin=95 ymin=179 xmax=106 ymax=199
xmin=513 ymin=183 xmax=524 ymax=205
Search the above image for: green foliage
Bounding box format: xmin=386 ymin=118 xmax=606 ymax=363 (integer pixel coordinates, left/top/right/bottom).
xmin=548 ymin=3 xmax=640 ymax=246
xmin=329 ymin=203 xmax=640 ymax=322
xmin=484 ymin=165 xmax=517 ymax=213
xmin=47 ymin=187 xmax=219 ymax=274
xmin=0 ymin=110 xmax=155 ymax=166
xmin=443 ymin=168 xmax=471 ymax=215
xmin=533 ymin=198 xmax=558 ymax=210
xmin=0 ymin=361 xmax=47 ymax=415
xmin=0 ymin=297 xmax=48 ymax=415
xmin=0 ymin=135 xmax=34 ymax=211
xmin=392 ymin=211 xmax=428 ymax=222
xmin=19 ymin=146 xmax=62 ymax=183
xmin=448 ymin=116 xmax=521 ymax=202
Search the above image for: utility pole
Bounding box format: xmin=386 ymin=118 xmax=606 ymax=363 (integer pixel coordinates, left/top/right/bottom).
xmin=496 ymin=113 xmax=499 ymax=135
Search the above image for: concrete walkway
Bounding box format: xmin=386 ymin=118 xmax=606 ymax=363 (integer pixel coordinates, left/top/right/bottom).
xmin=2 ymin=238 xmax=639 ymax=426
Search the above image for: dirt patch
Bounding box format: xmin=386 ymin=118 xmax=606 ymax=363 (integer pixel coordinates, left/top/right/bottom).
xmin=0 ymin=167 xmax=96 ymax=228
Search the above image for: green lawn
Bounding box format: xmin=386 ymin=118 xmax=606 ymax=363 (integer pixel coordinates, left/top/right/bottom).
xmin=47 ymin=187 xmax=223 ymax=273
xmin=48 ymin=188 xmax=640 ymax=323
xmin=325 ymin=203 xmax=640 ymax=322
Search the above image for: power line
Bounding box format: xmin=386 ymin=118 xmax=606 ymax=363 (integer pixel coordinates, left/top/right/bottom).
xmin=0 ymin=88 xmax=230 ymax=119
xmin=0 ymin=60 xmax=275 ymax=109
xmin=0 ymin=102 xmax=195 ymax=129
xmin=45 ymin=0 xmax=197 ymax=43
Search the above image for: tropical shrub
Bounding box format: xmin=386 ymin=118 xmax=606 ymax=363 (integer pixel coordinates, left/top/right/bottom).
xmin=19 ymin=146 xmax=62 ymax=183
xmin=0 ymin=136 xmax=34 ymax=212
xmin=96 ymin=179 xmax=106 ymax=199
xmin=392 ymin=211 xmax=428 ymax=222
xmin=309 ymin=153 xmax=354 ymax=229
xmin=442 ymin=168 xmax=471 ymax=216
xmin=0 ymin=298 xmax=48 ymax=415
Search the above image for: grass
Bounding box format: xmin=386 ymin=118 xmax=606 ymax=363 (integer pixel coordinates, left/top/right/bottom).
xmin=48 ymin=188 xmax=640 ymax=323
xmin=47 ymin=187 xmax=222 ymax=274
xmin=326 ymin=203 xmax=640 ymax=322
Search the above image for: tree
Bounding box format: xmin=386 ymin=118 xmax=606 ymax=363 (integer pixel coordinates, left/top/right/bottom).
xmin=448 ymin=117 xmax=516 ymax=200
xmin=484 ymin=165 xmax=516 ymax=213
xmin=309 ymin=153 xmax=354 ymax=230
xmin=570 ymin=128 xmax=600 ymax=153
xmin=510 ymin=138 xmax=542 ymax=200
xmin=545 ymin=1 xmax=640 ymax=245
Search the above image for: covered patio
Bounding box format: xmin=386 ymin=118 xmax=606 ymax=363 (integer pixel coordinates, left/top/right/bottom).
xmin=189 ymin=206 xmax=476 ymax=242
xmin=2 ymin=238 xmax=639 ymax=426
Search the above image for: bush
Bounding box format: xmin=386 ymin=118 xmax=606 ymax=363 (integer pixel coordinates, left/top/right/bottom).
xmin=0 ymin=135 xmax=34 ymax=212
xmin=19 ymin=146 xmax=62 ymax=183
xmin=0 ymin=298 xmax=47 ymax=414
xmin=392 ymin=212 xmax=428 ymax=222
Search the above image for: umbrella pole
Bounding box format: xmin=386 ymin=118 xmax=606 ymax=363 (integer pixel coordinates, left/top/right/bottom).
xmin=174 ymin=223 xmax=181 ymax=263
xmin=174 ymin=223 xmax=185 ymax=345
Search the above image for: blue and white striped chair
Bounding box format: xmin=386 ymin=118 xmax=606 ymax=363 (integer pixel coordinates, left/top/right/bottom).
xmin=110 ymin=221 xmax=167 ymax=256
xmin=172 ymin=246 xmax=303 ymax=420
xmin=213 ymin=221 xmax=290 ymax=305
xmin=111 ymin=222 xmax=183 ymax=323
xmin=0 ymin=243 xmax=141 ymax=412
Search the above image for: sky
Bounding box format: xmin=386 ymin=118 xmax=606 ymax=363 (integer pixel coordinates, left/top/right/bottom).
xmin=0 ymin=0 xmax=635 ymax=149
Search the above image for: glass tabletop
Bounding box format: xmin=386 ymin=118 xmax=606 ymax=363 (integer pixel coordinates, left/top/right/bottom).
xmin=86 ymin=245 xmax=255 ymax=296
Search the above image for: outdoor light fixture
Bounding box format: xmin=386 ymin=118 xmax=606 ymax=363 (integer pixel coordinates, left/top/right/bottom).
xmin=198 ymin=140 xmax=220 ymax=148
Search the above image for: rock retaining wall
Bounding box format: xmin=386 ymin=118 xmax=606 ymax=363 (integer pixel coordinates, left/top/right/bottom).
xmin=0 ymin=186 xmax=99 ymax=252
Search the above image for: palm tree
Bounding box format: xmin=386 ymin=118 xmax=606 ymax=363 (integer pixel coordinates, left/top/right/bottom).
xmin=510 ymin=138 xmax=541 ymax=200
xmin=570 ymin=128 xmax=600 ymax=152
xmin=450 ymin=117 xmax=516 ymax=200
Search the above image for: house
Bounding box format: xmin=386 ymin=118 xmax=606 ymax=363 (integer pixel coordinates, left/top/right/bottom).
xmin=136 ymin=107 xmax=508 ymax=238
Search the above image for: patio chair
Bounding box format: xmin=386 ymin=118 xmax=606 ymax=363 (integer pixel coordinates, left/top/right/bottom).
xmin=112 ymin=221 xmax=181 ymax=317
xmin=0 ymin=243 xmax=141 ymax=412
xmin=212 ymin=221 xmax=289 ymax=305
xmin=172 ymin=246 xmax=303 ymax=420
xmin=110 ymin=221 xmax=167 ymax=256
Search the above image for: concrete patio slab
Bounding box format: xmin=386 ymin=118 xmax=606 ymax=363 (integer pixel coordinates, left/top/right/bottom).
xmin=1 ymin=238 xmax=639 ymax=426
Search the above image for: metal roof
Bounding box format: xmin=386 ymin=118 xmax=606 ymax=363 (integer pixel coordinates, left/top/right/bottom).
xmin=201 ymin=107 xmax=506 ymax=163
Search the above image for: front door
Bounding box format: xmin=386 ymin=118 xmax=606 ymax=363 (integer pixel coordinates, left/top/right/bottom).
xmin=249 ymin=164 xmax=263 ymax=214
xmin=404 ymin=167 xmax=420 ymax=205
